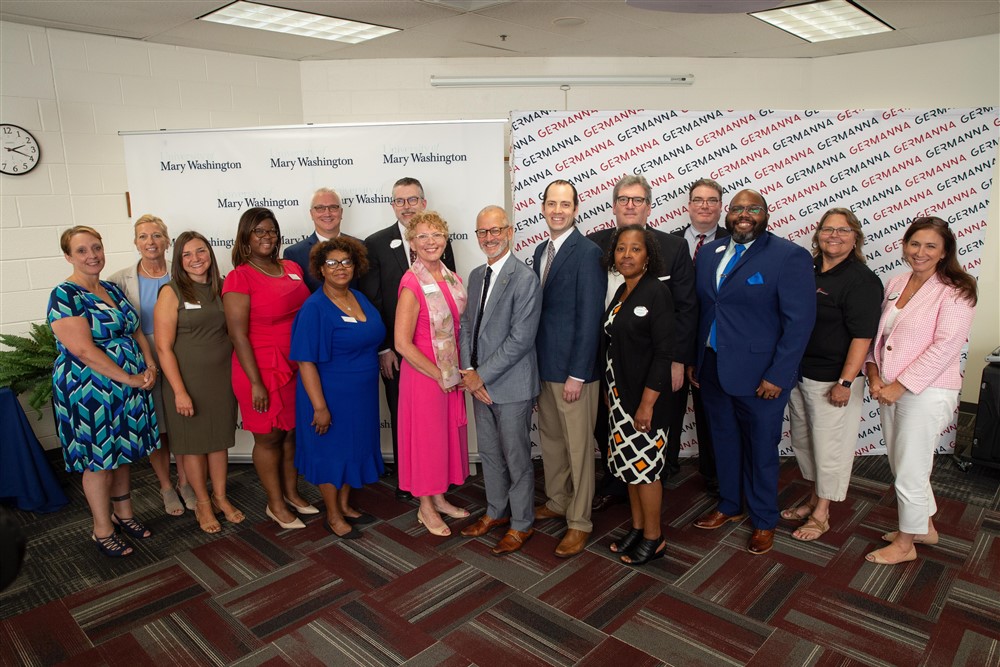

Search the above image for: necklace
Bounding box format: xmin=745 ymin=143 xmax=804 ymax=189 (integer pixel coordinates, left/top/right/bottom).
xmin=139 ymin=261 xmax=167 ymax=279
xmin=247 ymin=259 xmax=282 ymax=277
xmin=327 ymin=289 xmax=353 ymax=311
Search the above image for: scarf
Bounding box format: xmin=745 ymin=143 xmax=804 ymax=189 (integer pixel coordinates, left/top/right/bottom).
xmin=409 ymin=260 xmax=467 ymax=388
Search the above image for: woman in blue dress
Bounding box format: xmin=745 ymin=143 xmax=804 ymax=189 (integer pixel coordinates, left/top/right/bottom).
xmin=47 ymin=226 xmax=160 ymax=557
xmin=291 ymin=237 xmax=385 ymax=539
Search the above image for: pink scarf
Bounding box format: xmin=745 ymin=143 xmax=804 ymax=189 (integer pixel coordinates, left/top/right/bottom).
xmin=409 ymin=261 xmax=467 ymax=388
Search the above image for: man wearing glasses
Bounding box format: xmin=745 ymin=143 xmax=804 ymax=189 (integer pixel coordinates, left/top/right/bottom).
xmin=586 ymin=175 xmax=697 ymax=513
xmin=665 ymin=178 xmax=730 ymax=494
xmin=689 ymin=189 xmax=815 ymax=556
xmin=285 ymin=188 xmax=353 ymax=292
xmin=458 ymin=206 xmax=541 ymax=555
xmin=359 ymin=177 xmax=455 ymax=500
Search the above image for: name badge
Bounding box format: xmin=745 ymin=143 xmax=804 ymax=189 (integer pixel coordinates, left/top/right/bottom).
xmin=183 ymin=302 xmax=202 ymax=310
xmin=634 ymin=306 xmax=649 ymax=317
xmin=342 ymin=316 xmax=358 ymax=323
xmin=288 ymin=273 xmax=302 ymax=281
xmin=422 ymin=284 xmax=440 ymax=294
xmin=715 ymin=246 xmax=726 ymax=254
xmin=95 ymin=301 xmax=112 ymax=310
xmin=390 ymin=239 xmax=403 ymax=249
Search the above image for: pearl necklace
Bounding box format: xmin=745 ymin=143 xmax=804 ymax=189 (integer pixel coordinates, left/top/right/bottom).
xmin=139 ymin=261 xmax=167 ymax=279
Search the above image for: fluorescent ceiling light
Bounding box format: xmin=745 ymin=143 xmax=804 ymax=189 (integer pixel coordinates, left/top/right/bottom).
xmin=750 ymin=0 xmax=892 ymax=43
xmin=200 ymin=1 xmax=399 ymax=44
xmin=430 ymin=75 xmax=694 ymax=87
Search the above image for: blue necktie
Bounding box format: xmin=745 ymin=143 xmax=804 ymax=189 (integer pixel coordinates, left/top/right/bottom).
xmin=708 ymin=243 xmax=746 ymax=350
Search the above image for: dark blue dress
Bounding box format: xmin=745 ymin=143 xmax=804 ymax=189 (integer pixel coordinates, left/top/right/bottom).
xmin=47 ymin=281 xmax=159 ymax=472
xmin=291 ymin=288 xmax=386 ymax=487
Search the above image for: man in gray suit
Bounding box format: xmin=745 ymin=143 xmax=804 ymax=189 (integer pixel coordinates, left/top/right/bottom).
xmin=459 ymin=206 xmax=542 ymax=555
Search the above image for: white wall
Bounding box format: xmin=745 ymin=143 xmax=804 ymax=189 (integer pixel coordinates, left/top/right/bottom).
xmin=1 ymin=21 xmax=997 ymax=448
xmin=0 ymin=22 xmax=303 ymax=446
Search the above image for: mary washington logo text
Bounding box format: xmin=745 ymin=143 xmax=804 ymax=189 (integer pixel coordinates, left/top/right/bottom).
xmin=383 ymin=152 xmax=468 ymax=166
xmin=160 ymin=160 xmax=241 ymax=173
xmin=218 ymin=197 xmax=300 ymax=210
xmin=270 ymin=156 xmax=353 ymax=170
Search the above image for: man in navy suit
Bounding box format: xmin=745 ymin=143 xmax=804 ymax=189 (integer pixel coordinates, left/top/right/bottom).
xmin=587 ymin=174 xmax=697 ymax=511
xmin=666 ymin=177 xmax=730 ymax=492
xmin=532 ymin=179 xmax=606 ymax=558
xmin=284 ymin=187 xmax=351 ymax=292
xmin=358 ymin=177 xmax=456 ymax=500
xmin=690 ymin=189 xmax=815 ymax=555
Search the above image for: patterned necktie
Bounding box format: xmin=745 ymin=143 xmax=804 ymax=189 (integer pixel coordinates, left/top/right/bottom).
xmin=541 ymin=240 xmax=556 ymax=286
xmin=470 ymin=266 xmax=492 ymax=368
xmin=409 ymin=248 xmax=416 ymax=265
xmin=709 ymin=243 xmax=747 ymax=350
xmin=693 ymin=233 xmax=706 ymax=261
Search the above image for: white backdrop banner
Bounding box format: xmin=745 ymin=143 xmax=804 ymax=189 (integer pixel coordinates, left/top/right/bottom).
xmin=509 ymin=109 xmax=998 ymax=456
xmin=123 ymin=120 xmax=505 ymax=460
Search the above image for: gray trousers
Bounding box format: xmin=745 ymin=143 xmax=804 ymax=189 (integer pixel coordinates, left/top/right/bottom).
xmin=473 ymin=398 xmax=535 ymax=532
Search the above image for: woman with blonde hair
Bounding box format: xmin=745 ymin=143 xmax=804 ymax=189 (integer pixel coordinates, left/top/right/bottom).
xmin=109 ymin=214 xmax=194 ymax=516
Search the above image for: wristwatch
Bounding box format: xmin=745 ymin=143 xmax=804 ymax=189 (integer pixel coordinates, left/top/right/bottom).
xmin=838 ymin=378 xmax=852 ymax=388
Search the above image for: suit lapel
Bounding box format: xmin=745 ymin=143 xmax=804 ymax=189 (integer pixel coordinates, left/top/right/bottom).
xmin=479 ymin=257 xmax=515 ymax=329
xmin=389 ymin=225 xmax=408 ymax=274
xmin=546 ymin=228 xmax=578 ymax=286
xmin=719 ymin=232 xmax=768 ymax=292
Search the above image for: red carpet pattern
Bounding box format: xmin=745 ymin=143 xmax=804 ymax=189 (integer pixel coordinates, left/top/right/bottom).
xmin=1 ymin=452 xmax=999 ymax=666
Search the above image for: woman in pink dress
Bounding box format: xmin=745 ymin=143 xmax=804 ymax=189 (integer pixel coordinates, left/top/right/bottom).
xmin=223 ymin=207 xmax=314 ymax=530
xmin=395 ymin=211 xmax=470 ymax=536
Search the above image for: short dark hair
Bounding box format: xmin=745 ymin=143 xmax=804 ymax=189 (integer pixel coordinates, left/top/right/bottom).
xmin=542 ymin=179 xmax=578 ymax=208
xmin=309 ymin=236 xmax=369 ymax=282
xmin=600 ymin=224 xmax=665 ymax=276
xmin=393 ymin=177 xmax=424 ymax=198
xmin=689 ymin=178 xmax=723 ymax=199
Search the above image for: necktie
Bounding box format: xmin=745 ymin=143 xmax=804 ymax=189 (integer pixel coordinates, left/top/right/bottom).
xmin=541 ymin=240 xmax=556 ymax=286
xmin=470 ymin=266 xmax=492 ymax=368
xmin=409 ymin=248 xmax=416 ymax=265
xmin=693 ymin=233 xmax=706 ymax=261
xmin=709 ymin=243 xmax=746 ymax=350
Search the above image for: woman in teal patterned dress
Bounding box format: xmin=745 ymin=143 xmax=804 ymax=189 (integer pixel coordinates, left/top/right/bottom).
xmin=48 ymin=226 xmax=160 ymax=557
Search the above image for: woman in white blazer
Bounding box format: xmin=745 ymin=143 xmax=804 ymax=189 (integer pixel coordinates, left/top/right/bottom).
xmin=864 ymin=217 xmax=977 ymax=565
xmin=109 ymin=214 xmax=194 ymax=517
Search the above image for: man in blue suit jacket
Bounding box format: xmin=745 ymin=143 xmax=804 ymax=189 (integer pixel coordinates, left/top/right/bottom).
xmin=284 ymin=188 xmax=356 ymax=292
xmin=690 ymin=189 xmax=816 ymax=555
xmin=532 ymin=180 xmax=606 ymax=558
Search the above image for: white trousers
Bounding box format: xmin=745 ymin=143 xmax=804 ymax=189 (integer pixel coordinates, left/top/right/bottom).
xmin=880 ymin=387 xmax=959 ymax=534
xmin=788 ymin=376 xmax=866 ymax=502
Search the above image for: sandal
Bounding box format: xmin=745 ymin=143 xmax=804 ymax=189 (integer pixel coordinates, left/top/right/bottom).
xmin=882 ymin=530 xmax=938 ymax=545
xmin=177 ymin=484 xmax=198 ymax=511
xmin=93 ymin=532 xmax=133 ymax=557
xmin=111 ymin=513 xmax=152 ymax=539
xmin=622 ymin=536 xmax=667 ymax=566
xmin=434 ymin=504 xmax=470 ymax=519
xmin=212 ymin=496 xmax=245 ymax=524
xmin=610 ymin=527 xmax=642 ymax=554
xmin=780 ymin=502 xmax=815 ymax=521
xmin=195 ymin=500 xmax=221 ymax=534
xmin=792 ymin=515 xmax=829 ymax=542
xmin=160 ymin=487 xmax=184 ymax=516
xmin=417 ymin=509 xmax=451 ymax=537
xmin=865 ymin=545 xmax=917 ymax=565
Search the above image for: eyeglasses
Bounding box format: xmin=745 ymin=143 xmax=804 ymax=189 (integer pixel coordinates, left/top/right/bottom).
xmin=474 ymin=226 xmax=510 ymax=239
xmin=818 ymin=227 xmax=854 ymax=237
xmin=690 ymin=197 xmax=721 ymax=207
xmin=615 ymin=196 xmax=648 ymax=207
xmin=251 ymin=228 xmax=279 ymax=238
xmin=413 ymin=232 xmax=446 ymax=243
xmin=728 ymin=205 xmax=766 ymax=216
xmin=312 ymin=204 xmax=341 ymax=213
xmin=324 ymin=258 xmax=354 ymax=268
xmin=392 ymin=196 xmax=423 ymax=207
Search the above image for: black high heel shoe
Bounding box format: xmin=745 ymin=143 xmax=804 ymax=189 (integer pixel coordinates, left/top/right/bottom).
xmin=610 ymin=527 xmax=642 ymax=554
xmin=622 ymin=536 xmax=666 ymax=565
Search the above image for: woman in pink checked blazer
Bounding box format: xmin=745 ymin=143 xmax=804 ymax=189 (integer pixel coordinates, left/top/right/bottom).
xmin=864 ymin=217 xmax=977 ymax=566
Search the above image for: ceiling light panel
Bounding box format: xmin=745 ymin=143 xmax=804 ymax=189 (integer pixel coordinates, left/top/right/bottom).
xmin=200 ymin=2 xmax=399 ymax=44
xmin=751 ymin=0 xmax=892 ymax=43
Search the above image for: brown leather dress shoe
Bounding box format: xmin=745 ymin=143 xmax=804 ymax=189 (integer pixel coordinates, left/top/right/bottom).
xmin=492 ymin=528 xmax=533 ymax=555
xmin=554 ymin=528 xmax=589 ymax=558
xmin=460 ymin=515 xmax=509 ymax=538
xmin=748 ymin=528 xmax=775 ymax=554
xmin=534 ymin=504 xmax=565 ymax=520
xmin=693 ymin=509 xmax=747 ymax=530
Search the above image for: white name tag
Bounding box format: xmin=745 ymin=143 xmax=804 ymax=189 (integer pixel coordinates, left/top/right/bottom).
xmin=715 ymin=246 xmax=726 ymax=253
xmin=422 ymin=284 xmax=440 ymax=294
xmin=390 ymin=239 xmax=403 ymax=249
xmin=95 ymin=301 xmax=112 ymax=310
xmin=342 ymin=316 xmax=357 ymax=323
xmin=288 ymin=273 xmax=301 ymax=281
xmin=183 ymin=302 xmax=202 ymax=310
xmin=634 ymin=306 xmax=649 ymax=317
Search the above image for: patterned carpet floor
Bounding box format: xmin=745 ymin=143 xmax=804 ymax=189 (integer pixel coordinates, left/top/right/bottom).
xmin=2 ymin=419 xmax=999 ymax=666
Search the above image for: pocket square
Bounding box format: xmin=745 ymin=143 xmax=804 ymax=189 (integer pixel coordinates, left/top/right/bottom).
xmin=746 ymin=272 xmax=765 ymax=285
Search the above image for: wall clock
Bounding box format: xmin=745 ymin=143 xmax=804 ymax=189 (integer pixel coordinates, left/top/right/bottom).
xmin=1 ymin=124 xmax=41 ymax=175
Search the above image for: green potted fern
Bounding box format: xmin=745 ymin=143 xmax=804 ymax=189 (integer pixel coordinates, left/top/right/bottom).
xmin=0 ymin=322 xmax=57 ymax=419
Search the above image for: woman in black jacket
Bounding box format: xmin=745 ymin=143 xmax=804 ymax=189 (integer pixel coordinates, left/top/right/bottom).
xmin=601 ymin=224 xmax=674 ymax=565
